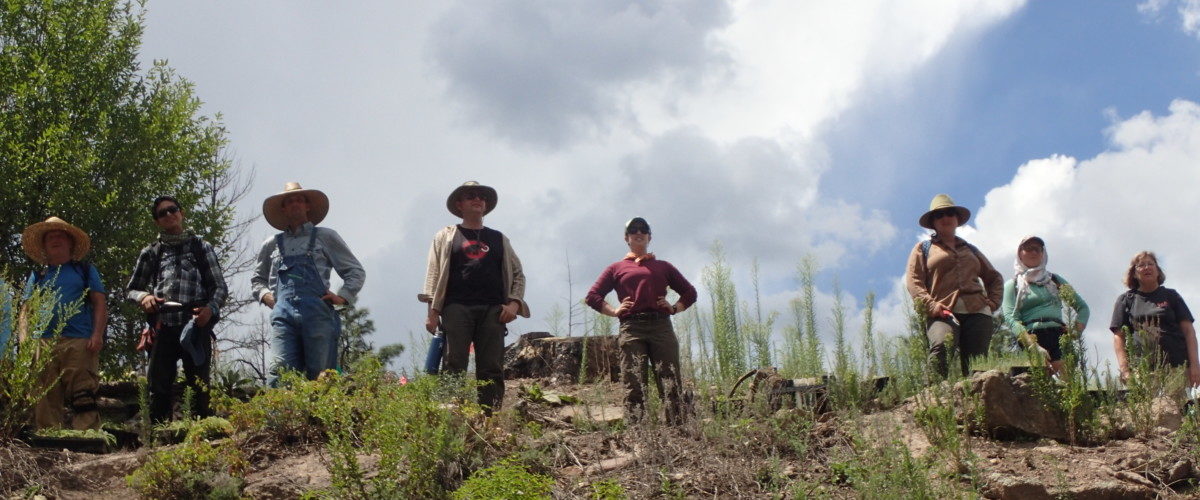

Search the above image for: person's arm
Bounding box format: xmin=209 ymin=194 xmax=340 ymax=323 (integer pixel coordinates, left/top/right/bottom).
xmin=904 ymin=244 xmax=943 ymax=317
xmin=1113 ymin=329 xmax=1131 ymax=383
xmin=420 ymin=230 xmax=447 ymax=333
xmin=251 ymin=237 xmax=276 ymax=308
xmin=86 ymin=290 xmax=107 ymax=352
xmin=586 ymin=264 xmax=626 ymax=317
xmin=664 ymin=262 xmax=697 ymax=314
xmin=1000 ymin=280 xmax=1030 ymax=343
xmin=977 ymin=251 xmax=1005 ymax=311
xmin=125 ymin=246 xmax=159 ymax=312
xmin=1068 ymin=277 xmax=1090 ymax=332
xmin=203 ymin=241 xmax=228 ymax=312
xmin=320 ymin=229 xmax=365 ymax=305
xmin=1181 ymin=320 xmax=1200 ymax=387
xmin=499 ymin=235 xmax=527 ymax=322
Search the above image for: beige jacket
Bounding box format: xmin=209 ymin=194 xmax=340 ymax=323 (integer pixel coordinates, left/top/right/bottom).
xmin=905 ymin=236 xmax=1003 ymax=317
xmin=418 ymin=225 xmax=530 ymax=317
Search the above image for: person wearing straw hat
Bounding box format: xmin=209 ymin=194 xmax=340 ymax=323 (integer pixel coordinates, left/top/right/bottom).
xmin=20 ymin=217 xmax=108 ymax=430
xmin=905 ymin=194 xmax=1003 ymax=379
xmin=586 ymin=217 xmax=697 ymax=424
xmin=420 ymin=181 xmax=528 ymax=415
xmin=1000 ymin=236 xmax=1089 ymax=377
xmin=126 ymin=195 xmax=228 ymax=422
xmin=252 ymin=182 xmax=366 ymax=385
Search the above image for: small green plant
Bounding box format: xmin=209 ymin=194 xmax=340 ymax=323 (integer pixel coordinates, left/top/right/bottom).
xmin=589 ymin=478 xmax=627 ymax=500
xmin=126 ymin=439 xmax=247 ymax=499
xmin=156 ymin=416 xmax=233 ymax=442
xmin=33 ymin=428 xmax=117 ymax=447
xmin=451 ymin=457 xmax=553 ymax=500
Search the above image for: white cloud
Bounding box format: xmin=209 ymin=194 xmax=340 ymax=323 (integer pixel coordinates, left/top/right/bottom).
xmin=874 ymin=100 xmax=1200 ymax=367
xmin=1138 ymin=0 xmax=1200 ymax=38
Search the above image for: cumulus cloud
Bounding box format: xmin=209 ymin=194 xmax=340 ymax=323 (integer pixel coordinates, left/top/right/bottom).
xmin=872 ymin=100 xmax=1200 ymax=366
xmin=428 ymin=0 xmax=733 ymax=149
xmin=1139 ymin=0 xmax=1200 ymax=38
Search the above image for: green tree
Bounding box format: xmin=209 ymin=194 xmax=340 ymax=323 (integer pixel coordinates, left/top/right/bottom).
xmin=339 ymin=305 xmax=376 ymax=369
xmin=0 ymin=0 xmax=248 ymax=374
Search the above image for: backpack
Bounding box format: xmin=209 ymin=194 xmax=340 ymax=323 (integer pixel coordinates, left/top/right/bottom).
xmin=149 ymin=235 xmax=218 ymax=303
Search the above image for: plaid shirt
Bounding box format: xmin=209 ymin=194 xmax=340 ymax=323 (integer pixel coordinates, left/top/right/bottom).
xmin=126 ymin=234 xmax=228 ymax=326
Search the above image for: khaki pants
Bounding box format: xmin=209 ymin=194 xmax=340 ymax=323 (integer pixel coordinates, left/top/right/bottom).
xmin=619 ymin=317 xmax=685 ymax=424
xmin=34 ymin=338 xmax=100 ymax=430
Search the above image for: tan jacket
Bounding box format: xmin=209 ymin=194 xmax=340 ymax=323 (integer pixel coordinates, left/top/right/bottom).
xmin=418 ymin=225 xmax=530 ymax=317
xmin=905 ymin=236 xmax=1003 ymax=317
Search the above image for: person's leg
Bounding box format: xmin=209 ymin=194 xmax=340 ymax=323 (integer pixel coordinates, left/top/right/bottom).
xmin=269 ymin=304 xmax=304 ymax=387
xmin=473 ymin=305 xmax=507 ymax=414
xmin=618 ymin=321 xmax=651 ymax=422
xmin=147 ymin=324 xmax=184 ymax=422
xmin=298 ymin=298 xmax=338 ymax=380
xmin=33 ymin=339 xmax=66 ymax=429
xmin=441 ymin=303 xmax=474 ymax=375
xmin=1033 ymin=328 xmax=1065 ymax=376
xmin=181 ymin=328 xmax=213 ymax=418
xmin=957 ymin=313 xmax=995 ymax=375
xmin=62 ymin=338 xmax=100 ymax=430
xmin=926 ymin=319 xmax=954 ymax=379
xmin=644 ymin=319 xmax=684 ymax=424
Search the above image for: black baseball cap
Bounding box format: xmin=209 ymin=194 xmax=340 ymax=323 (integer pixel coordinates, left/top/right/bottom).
xmin=625 ymin=217 xmax=651 ymax=234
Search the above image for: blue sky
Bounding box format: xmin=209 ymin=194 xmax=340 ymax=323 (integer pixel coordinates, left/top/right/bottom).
xmin=822 ymin=0 xmax=1200 ymax=299
xmin=136 ymin=1 xmax=1200 ymax=370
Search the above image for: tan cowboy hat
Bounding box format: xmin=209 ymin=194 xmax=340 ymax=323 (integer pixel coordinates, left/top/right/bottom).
xmin=22 ymin=217 xmax=91 ymax=264
xmin=263 ymin=182 xmax=330 ymax=230
xmin=918 ymin=194 xmax=971 ymax=229
xmin=446 ymin=181 xmax=498 ymax=218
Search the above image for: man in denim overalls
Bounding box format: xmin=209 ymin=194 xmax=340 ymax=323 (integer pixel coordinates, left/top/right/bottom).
xmin=252 ymin=183 xmax=366 ymax=385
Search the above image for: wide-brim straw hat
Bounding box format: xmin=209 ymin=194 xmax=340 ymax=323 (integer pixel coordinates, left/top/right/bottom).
xmin=446 ymin=181 xmax=498 ymax=218
xmin=918 ymin=194 xmax=971 ymax=229
xmin=22 ymin=217 xmax=91 ymax=264
xmin=263 ymin=182 xmax=329 ymax=230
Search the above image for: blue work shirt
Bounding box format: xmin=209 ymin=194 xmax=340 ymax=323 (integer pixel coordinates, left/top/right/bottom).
xmin=23 ymin=262 xmax=107 ymax=339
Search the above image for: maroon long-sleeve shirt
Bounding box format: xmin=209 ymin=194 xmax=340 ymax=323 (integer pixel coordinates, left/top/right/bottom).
xmin=586 ymin=257 xmax=697 ymax=317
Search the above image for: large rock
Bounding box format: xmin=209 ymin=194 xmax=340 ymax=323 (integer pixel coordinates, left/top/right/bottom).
xmin=982 ymin=472 xmax=1051 ymax=500
xmin=503 ymin=333 xmax=620 ymax=383
xmin=971 ymin=370 xmax=1067 ymax=440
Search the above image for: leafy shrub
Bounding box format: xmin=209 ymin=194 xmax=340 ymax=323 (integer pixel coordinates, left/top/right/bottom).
xmin=156 ymin=416 xmax=233 ymax=442
xmin=226 ymin=371 xmax=327 ymax=444
xmin=126 ymin=440 xmax=247 ymax=499
xmin=589 ymin=478 xmax=626 ymax=500
xmin=0 ymin=280 xmax=75 ymax=440
xmin=450 ymin=457 xmax=553 ymax=500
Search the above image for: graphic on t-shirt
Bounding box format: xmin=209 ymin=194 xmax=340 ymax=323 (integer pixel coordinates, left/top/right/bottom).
xmin=462 ymin=239 xmax=490 ymax=260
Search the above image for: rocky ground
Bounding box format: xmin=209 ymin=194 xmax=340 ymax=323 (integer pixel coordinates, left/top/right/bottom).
xmin=3 ymin=334 xmax=1198 ymax=498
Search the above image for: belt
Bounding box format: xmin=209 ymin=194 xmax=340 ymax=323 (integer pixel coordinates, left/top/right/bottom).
xmin=620 ymin=311 xmax=665 ymax=323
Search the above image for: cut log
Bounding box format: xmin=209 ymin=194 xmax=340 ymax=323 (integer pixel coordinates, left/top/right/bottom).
xmin=504 ymin=332 xmax=620 ymax=383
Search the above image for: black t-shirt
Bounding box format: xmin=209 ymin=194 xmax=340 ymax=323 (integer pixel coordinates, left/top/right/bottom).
xmin=445 ymin=226 xmax=506 ymax=306
xmin=1109 ymin=286 xmax=1194 ymax=365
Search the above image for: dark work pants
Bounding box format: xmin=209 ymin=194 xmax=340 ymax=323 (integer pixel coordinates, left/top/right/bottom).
xmin=619 ymin=317 xmax=685 ymax=424
xmin=441 ymin=303 xmax=506 ymax=414
xmin=147 ymin=323 xmax=211 ymax=423
xmin=927 ymin=313 xmax=994 ymax=378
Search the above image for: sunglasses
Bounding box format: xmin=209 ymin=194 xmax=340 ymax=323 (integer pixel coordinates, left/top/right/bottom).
xmin=626 ymin=226 xmax=650 ymax=235
xmin=461 ymin=191 xmax=487 ymax=201
xmin=932 ymin=208 xmax=958 ymax=220
xmin=154 ymin=205 xmax=181 ymax=219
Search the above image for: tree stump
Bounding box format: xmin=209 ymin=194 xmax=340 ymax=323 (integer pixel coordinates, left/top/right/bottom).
xmin=504 ymin=332 xmax=621 ymax=383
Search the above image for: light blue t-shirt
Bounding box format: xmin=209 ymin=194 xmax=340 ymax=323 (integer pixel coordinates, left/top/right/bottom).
xmin=23 ymin=262 xmax=107 ymax=339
